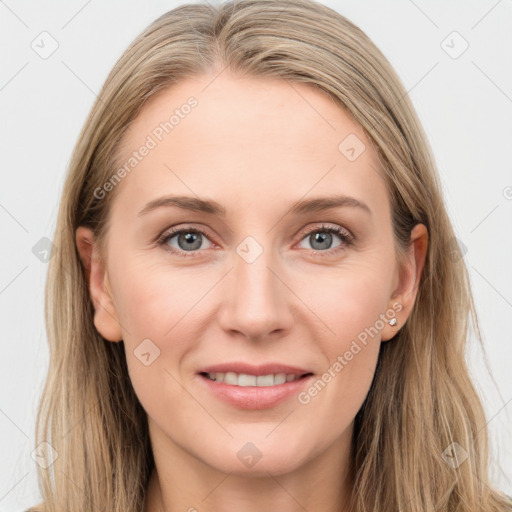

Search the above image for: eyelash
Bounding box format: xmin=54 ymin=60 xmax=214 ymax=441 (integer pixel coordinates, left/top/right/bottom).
xmin=156 ymin=223 xmax=354 ymax=259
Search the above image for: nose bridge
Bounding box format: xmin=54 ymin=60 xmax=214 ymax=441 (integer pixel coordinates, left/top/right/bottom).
xmin=219 ymin=234 xmax=292 ymax=340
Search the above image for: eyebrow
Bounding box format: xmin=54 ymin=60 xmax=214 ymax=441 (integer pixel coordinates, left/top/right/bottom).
xmin=137 ymin=194 xmax=372 ymax=217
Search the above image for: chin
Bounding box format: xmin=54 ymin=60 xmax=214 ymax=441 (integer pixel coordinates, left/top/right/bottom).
xmin=202 ymin=436 xmax=310 ymax=476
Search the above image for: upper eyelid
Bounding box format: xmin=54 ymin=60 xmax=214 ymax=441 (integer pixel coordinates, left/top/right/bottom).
xmin=301 ymin=223 xmax=351 ymax=238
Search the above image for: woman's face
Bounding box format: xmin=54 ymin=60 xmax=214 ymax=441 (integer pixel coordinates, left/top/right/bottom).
xmin=77 ymin=71 xmax=426 ymax=477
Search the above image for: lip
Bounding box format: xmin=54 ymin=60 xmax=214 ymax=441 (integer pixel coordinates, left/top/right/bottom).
xmin=197 ymin=362 xmax=312 ymax=376
xmin=195 ymin=362 xmax=314 ymax=410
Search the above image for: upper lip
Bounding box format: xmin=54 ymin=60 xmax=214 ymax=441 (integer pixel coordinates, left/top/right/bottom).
xmin=197 ymin=362 xmax=313 ymax=377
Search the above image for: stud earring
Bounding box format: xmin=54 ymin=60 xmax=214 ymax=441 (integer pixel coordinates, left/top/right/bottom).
xmin=389 ymin=317 xmax=397 ymax=326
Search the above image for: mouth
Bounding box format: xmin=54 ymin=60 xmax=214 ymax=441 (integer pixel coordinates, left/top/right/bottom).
xmin=196 ymin=366 xmax=315 ymax=409
xmin=198 ymin=371 xmax=314 ymax=387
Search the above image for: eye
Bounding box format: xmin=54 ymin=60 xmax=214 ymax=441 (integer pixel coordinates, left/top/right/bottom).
xmin=157 ymin=227 xmax=214 ymax=257
xmin=297 ymin=224 xmax=353 ymax=255
xmin=157 ymin=223 xmax=354 ymax=258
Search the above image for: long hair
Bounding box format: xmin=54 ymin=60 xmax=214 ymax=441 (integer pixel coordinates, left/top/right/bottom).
xmin=29 ymin=1 xmax=512 ymax=510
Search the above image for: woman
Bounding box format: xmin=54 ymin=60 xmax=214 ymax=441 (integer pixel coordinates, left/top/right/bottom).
xmin=27 ymin=0 xmax=512 ymax=510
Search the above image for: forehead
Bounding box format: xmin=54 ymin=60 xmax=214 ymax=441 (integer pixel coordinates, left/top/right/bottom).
xmin=111 ymin=72 xmax=387 ymax=217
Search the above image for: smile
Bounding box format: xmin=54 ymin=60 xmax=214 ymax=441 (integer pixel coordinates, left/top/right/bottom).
xmin=197 ymin=371 xmax=315 ymax=409
xmin=201 ymin=371 xmax=312 ymax=387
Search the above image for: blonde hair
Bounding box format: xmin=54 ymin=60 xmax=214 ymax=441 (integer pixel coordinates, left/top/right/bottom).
xmin=30 ymin=1 xmax=511 ymax=511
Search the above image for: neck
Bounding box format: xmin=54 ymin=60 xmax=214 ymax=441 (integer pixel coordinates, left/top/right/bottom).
xmin=143 ymin=422 xmax=354 ymax=512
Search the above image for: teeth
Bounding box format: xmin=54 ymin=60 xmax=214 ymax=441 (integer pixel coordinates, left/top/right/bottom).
xmin=205 ymin=371 xmax=303 ymax=386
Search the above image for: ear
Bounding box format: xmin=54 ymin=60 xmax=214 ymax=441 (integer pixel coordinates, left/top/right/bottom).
xmin=381 ymin=223 xmax=428 ymax=342
xmin=75 ymin=226 xmax=123 ymax=342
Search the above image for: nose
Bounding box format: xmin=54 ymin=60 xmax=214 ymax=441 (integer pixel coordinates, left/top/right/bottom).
xmin=217 ymin=240 xmax=295 ymax=342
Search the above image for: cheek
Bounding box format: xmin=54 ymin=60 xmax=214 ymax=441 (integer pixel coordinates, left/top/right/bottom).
xmin=110 ymin=254 xmax=195 ymax=339
xmin=294 ymin=262 xmax=391 ymax=410
xmin=296 ymin=259 xmax=392 ymax=342
xmin=111 ymin=265 xmax=198 ymax=421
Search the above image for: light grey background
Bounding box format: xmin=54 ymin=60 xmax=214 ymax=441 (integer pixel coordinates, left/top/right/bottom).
xmin=1 ymin=1 xmax=511 ymax=510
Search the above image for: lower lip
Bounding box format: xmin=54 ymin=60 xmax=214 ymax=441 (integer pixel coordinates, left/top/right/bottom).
xmin=197 ymin=373 xmax=314 ymax=409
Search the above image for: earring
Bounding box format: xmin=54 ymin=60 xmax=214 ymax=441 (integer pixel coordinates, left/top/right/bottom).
xmin=389 ymin=317 xmax=397 ymax=326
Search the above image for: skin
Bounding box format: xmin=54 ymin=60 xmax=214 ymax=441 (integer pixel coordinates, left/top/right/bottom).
xmin=76 ymin=71 xmax=428 ymax=512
